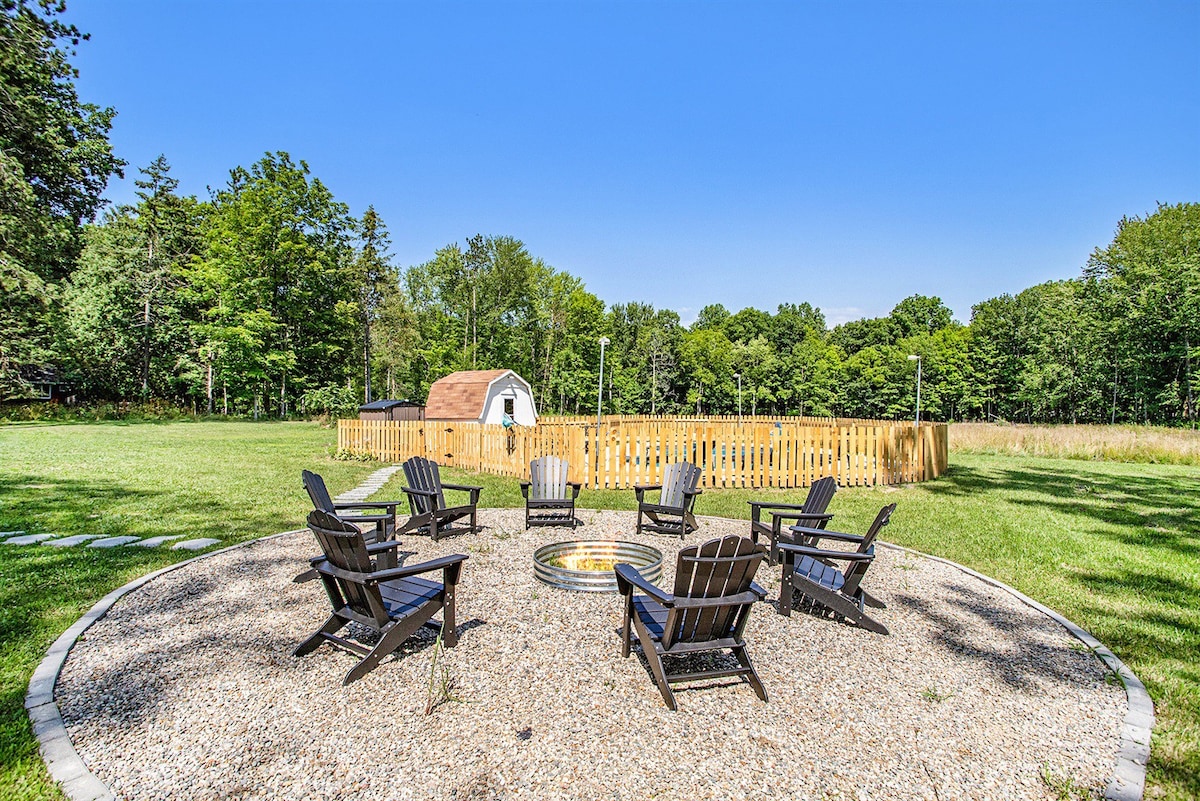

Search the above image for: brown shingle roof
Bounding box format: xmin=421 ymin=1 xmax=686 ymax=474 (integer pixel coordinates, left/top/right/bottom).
xmin=424 ymin=370 xmax=513 ymax=420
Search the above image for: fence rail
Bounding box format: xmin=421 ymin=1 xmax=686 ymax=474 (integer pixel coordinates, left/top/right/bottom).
xmin=338 ymin=416 xmax=947 ymax=489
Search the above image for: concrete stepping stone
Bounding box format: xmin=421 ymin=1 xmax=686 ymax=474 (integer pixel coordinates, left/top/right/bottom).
xmin=46 ymin=535 xmax=104 ymax=547
xmin=88 ymin=536 xmax=142 ymax=548
xmin=132 ymin=536 xmax=187 ymax=547
xmin=172 ymin=538 xmax=221 ymax=551
xmin=0 ymin=530 xmax=27 ymax=537
xmin=4 ymin=533 xmax=54 ymax=545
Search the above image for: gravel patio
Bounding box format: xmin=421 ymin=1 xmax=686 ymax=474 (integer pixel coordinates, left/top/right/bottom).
xmin=56 ymin=509 xmax=1125 ymax=801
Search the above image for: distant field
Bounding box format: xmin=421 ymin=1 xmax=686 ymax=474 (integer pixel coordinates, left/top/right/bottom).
xmin=951 ymin=421 xmax=1200 ymax=465
xmin=1 ymin=421 xmax=1197 ymax=800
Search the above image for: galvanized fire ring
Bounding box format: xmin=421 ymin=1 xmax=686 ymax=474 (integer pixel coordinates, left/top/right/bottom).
xmin=533 ymin=539 xmax=663 ymax=593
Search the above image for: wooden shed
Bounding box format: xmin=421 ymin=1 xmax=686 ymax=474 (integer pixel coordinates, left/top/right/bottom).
xmin=424 ymin=370 xmax=538 ymax=426
xmin=358 ymin=399 xmax=425 ymax=422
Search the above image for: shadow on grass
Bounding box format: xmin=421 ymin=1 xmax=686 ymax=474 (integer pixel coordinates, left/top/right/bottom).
xmin=925 ymin=463 xmax=1199 ymax=554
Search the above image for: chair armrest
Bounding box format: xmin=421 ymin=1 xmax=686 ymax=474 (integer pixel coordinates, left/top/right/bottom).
xmin=772 ymin=511 xmax=833 ymax=524
xmin=614 ymin=563 xmax=673 ymax=605
xmin=520 ymin=482 xmax=531 ymax=499
xmin=685 ymin=487 xmax=703 ymax=497
xmin=371 ymin=553 xmax=469 ymax=583
xmin=330 ymin=511 xmax=392 ymax=524
xmin=778 ymin=543 xmax=875 ymax=562
xmin=748 ymin=500 xmax=809 ymax=513
xmin=750 ymin=580 xmax=767 ymax=600
xmin=401 ymin=486 xmax=439 ymax=497
xmin=441 ymin=483 xmax=482 ymax=504
xmin=333 ymin=500 xmax=400 ymax=511
xmin=568 ymin=482 xmax=582 ymax=499
xmin=788 ymin=524 xmax=861 ymax=542
xmin=633 ymin=484 xmax=663 ymax=491
xmin=313 ymin=560 xmax=373 ymax=583
xmin=441 ymin=483 xmax=482 ymax=493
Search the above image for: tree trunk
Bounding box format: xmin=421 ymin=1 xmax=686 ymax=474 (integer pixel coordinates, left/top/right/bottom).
xmin=364 ymin=317 xmax=372 ymax=404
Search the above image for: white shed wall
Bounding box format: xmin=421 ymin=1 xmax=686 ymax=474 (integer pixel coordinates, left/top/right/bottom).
xmin=481 ymin=375 xmax=538 ymax=426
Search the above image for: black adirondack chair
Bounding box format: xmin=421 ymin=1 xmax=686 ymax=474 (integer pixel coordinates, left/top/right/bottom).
xmin=398 ymin=457 xmax=482 ymax=541
xmin=295 ymin=509 xmax=468 ymax=685
xmin=634 ymin=461 xmax=703 ymax=539
xmin=615 ymin=535 xmax=769 ymax=710
xmin=747 ymin=475 xmax=838 ymax=565
xmin=777 ymin=503 xmax=896 ymax=635
xmin=521 ymin=456 xmax=581 ymax=528
xmin=302 ymin=469 xmax=399 ymax=543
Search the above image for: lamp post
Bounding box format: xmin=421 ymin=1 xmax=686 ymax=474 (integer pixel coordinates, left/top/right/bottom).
xmin=597 ymin=336 xmax=610 ymax=429
xmin=907 ymin=354 xmax=922 ymax=426
xmin=734 ymin=372 xmax=742 ymax=422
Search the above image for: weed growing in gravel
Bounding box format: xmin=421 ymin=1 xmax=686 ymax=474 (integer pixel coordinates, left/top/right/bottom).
xmin=1040 ymin=763 xmax=1091 ymax=801
xmin=920 ymin=686 xmax=953 ymax=703
xmin=424 ymin=629 xmax=464 ymax=715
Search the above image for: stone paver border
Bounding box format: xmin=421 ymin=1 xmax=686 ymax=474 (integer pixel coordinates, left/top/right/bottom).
xmin=26 ymin=478 xmax=1152 ymax=801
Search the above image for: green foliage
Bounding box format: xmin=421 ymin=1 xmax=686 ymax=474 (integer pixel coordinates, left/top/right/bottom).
xmin=0 ymin=0 xmax=123 ymax=399
xmin=186 ymin=152 xmax=356 ymax=416
xmin=299 ymin=383 xmax=358 ymax=416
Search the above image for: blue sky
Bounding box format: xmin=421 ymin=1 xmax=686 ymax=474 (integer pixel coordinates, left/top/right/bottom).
xmin=69 ymin=1 xmax=1198 ymax=326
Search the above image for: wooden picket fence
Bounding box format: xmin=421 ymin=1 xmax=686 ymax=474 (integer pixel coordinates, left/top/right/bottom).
xmin=338 ymin=416 xmax=948 ymax=489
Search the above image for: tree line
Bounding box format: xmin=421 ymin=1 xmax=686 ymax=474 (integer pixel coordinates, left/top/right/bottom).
xmin=3 ymin=1 xmax=1198 ymax=424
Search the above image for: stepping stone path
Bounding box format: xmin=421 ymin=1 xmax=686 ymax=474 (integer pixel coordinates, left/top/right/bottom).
xmin=333 ymin=464 xmax=403 ymax=503
xmin=0 ymin=464 xmax=401 ymax=554
xmin=172 ymin=538 xmax=222 ymax=551
xmin=4 ymin=533 xmax=54 ymax=545
xmin=133 ymin=535 xmax=186 ymax=547
xmin=88 ymin=536 xmax=142 ymax=548
xmin=47 ymin=535 xmax=103 ymax=547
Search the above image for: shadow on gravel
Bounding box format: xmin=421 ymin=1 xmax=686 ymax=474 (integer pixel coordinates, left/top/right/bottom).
xmin=893 ymin=581 xmax=1100 ymax=692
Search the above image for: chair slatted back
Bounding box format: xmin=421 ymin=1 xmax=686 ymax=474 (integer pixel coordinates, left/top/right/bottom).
xmin=663 ymin=536 xmax=764 ymax=650
xmin=302 ymin=469 xmax=335 ymax=513
xmin=803 ymin=475 xmax=838 ymax=516
xmin=660 ymin=461 xmax=701 ymax=509
xmin=306 ymin=509 xmax=389 ymax=626
xmin=403 ymin=456 xmax=445 ymax=515
xmin=841 ymin=504 xmax=896 ymax=595
xmin=529 ymin=456 xmax=569 ymax=501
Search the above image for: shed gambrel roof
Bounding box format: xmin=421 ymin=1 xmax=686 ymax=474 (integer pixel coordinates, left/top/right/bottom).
xmin=424 ymin=370 xmax=523 ymax=420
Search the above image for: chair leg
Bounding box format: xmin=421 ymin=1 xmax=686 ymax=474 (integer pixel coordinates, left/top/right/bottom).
xmin=442 ymin=588 xmax=458 ymax=647
xmin=778 ymin=568 xmax=793 ymax=617
xmin=861 ymin=588 xmax=886 ymax=609
xmin=630 ymin=614 xmax=677 ymax=710
xmin=733 ymin=645 xmax=768 ymax=703
xmin=620 ymin=594 xmax=633 ymax=658
xmin=294 ymin=614 xmax=345 ymax=656
xmin=343 ymin=607 xmax=432 ymax=685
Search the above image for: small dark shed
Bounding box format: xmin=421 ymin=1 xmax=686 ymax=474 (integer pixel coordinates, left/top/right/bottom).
xmin=358 ymin=399 xmax=425 ymax=422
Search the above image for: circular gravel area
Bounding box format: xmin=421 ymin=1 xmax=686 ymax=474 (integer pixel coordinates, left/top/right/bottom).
xmin=57 ymin=509 xmax=1125 ymax=801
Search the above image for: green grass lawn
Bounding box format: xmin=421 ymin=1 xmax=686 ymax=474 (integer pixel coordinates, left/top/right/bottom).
xmin=0 ymin=421 xmax=385 ymax=801
xmin=1 ymin=422 xmax=1197 ymax=800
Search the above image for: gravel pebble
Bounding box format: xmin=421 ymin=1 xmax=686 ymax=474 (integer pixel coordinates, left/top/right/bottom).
xmin=57 ymin=509 xmax=1125 ymax=801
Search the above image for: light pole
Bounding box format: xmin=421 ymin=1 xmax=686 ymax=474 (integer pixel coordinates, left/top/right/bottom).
xmin=597 ymin=336 xmax=610 ymax=429
xmin=734 ymin=372 xmax=742 ymax=421
xmin=907 ymin=354 xmax=922 ymax=426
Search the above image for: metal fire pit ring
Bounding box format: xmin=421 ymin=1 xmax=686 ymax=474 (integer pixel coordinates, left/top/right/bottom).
xmin=533 ymin=540 xmax=663 ymax=593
